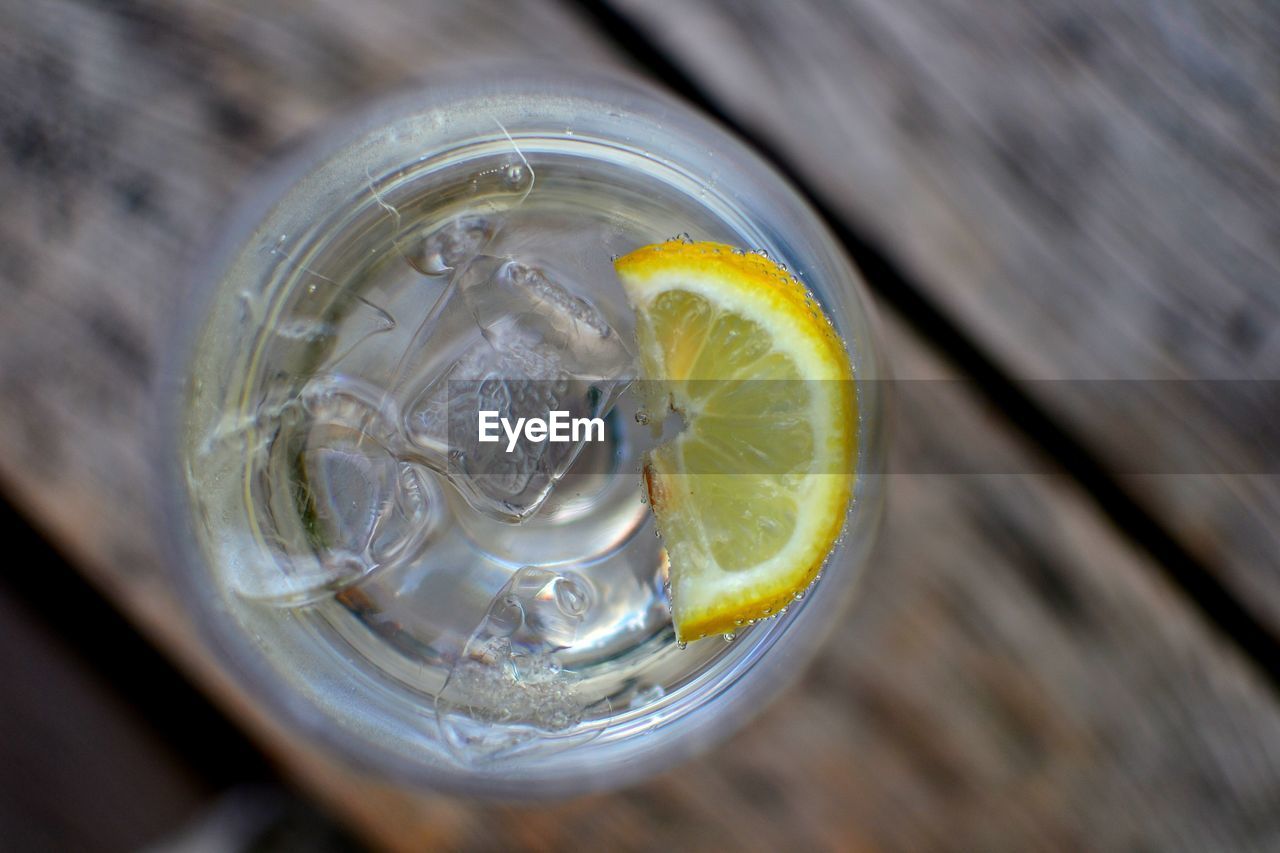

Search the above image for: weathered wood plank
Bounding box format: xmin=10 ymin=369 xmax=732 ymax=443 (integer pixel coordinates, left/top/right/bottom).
xmin=606 ymin=0 xmax=1280 ymax=632
xmin=2 ymin=1 xmax=1280 ymax=850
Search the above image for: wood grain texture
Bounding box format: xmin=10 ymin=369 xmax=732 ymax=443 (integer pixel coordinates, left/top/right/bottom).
xmin=2 ymin=0 xmax=1280 ymax=850
xmin=606 ymin=0 xmax=1280 ymax=632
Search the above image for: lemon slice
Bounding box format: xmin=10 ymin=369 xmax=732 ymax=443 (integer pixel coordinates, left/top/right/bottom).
xmin=615 ymin=241 xmax=856 ymax=642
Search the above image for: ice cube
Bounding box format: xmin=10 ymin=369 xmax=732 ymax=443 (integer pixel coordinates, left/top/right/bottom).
xmin=435 ymin=567 xmax=606 ymax=763
xmin=405 ymin=214 xmax=499 ymax=277
xmin=395 ymin=256 xmax=633 ymax=520
xmin=461 ymin=257 xmax=628 ymax=379
xmin=472 ymin=566 xmax=593 ymax=652
xmin=230 ymin=376 xmax=441 ymax=604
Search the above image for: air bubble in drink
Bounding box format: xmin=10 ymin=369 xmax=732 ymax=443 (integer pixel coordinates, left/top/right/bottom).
xmin=503 ymin=163 xmax=527 ymax=188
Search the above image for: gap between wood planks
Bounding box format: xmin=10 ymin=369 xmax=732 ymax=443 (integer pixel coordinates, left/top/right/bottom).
xmin=566 ymin=0 xmax=1280 ymax=692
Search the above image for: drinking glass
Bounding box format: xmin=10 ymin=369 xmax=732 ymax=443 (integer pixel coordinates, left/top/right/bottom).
xmin=161 ymin=63 xmax=884 ymax=797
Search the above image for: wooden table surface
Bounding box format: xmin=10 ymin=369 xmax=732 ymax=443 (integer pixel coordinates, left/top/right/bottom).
xmin=2 ymin=0 xmax=1279 ymax=850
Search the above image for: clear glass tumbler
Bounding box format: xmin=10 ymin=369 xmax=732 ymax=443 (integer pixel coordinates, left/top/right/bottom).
xmin=160 ymin=63 xmax=884 ymax=797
